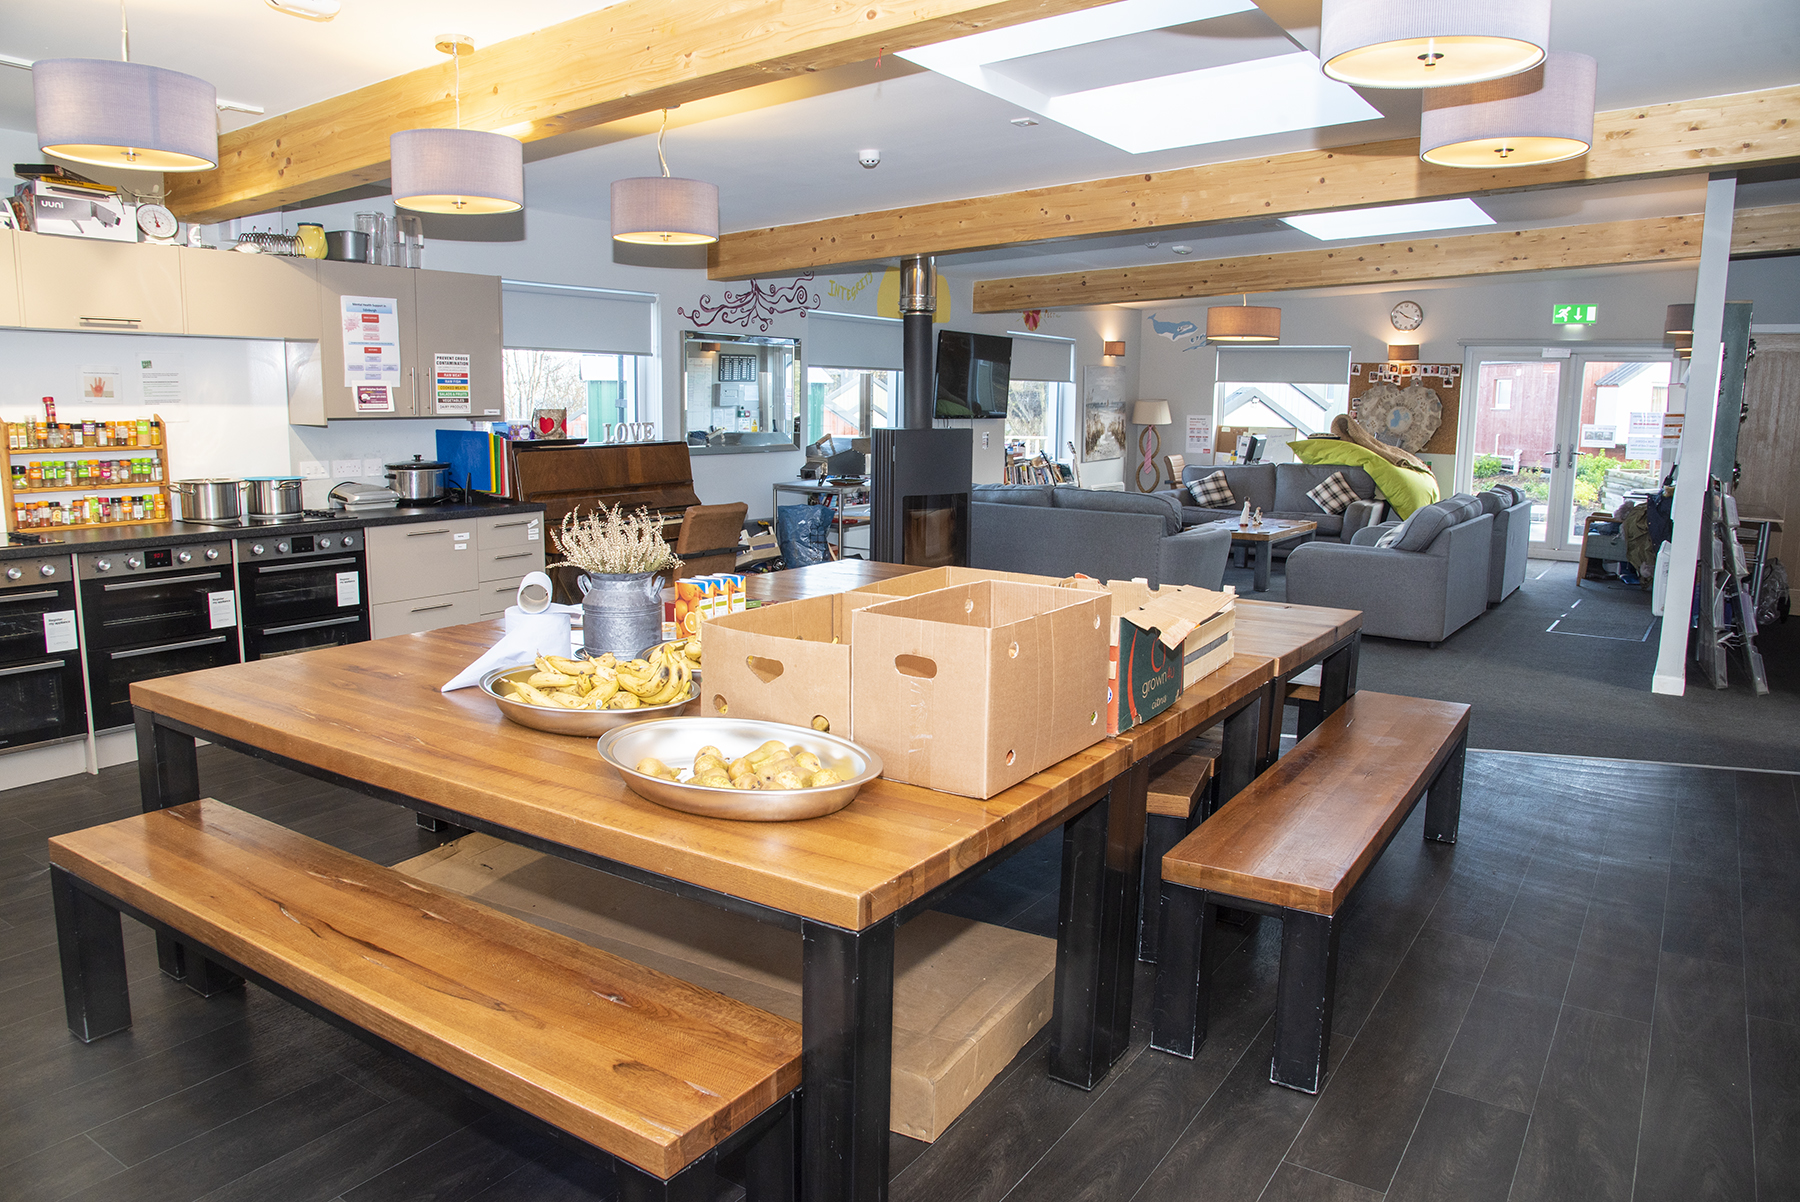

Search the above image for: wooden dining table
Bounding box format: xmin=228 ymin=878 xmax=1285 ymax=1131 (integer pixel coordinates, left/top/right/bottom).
xmin=126 ymin=560 xmax=1355 ymax=1202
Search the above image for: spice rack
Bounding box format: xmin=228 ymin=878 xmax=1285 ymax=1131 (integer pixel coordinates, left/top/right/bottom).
xmin=3 ymin=415 xmax=174 ymax=533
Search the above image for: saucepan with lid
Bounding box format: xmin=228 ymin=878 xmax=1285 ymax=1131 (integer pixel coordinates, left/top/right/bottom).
xmin=170 ymin=478 xmax=244 ymax=523
xmin=242 ymin=476 xmax=303 ymax=522
xmin=385 ymin=454 xmax=449 ymax=504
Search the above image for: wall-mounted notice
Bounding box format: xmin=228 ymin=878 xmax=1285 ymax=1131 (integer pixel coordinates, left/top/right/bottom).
xmin=1579 ymin=424 xmax=1616 ymax=448
xmin=1186 ymin=414 xmax=1214 ymax=455
xmin=43 ymin=610 xmax=77 ymax=653
xmin=434 ymin=353 xmax=471 ymax=414
xmin=208 ymin=591 xmax=236 ymax=631
xmin=340 ymin=295 xmax=401 ymax=386
xmin=355 ymin=384 xmax=395 ymax=413
xmin=140 ymin=358 xmax=182 ymax=404
xmin=1627 ymin=412 xmax=1663 ymax=460
xmin=79 ymin=365 xmax=119 ymax=400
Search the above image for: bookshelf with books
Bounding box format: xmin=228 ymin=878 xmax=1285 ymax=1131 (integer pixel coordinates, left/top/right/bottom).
xmin=1003 ymin=445 xmax=1076 ymax=486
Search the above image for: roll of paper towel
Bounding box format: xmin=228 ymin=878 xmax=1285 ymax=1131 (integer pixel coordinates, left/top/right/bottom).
xmin=442 ymin=607 xmax=573 ymax=691
xmin=516 ymin=571 xmax=554 ymax=614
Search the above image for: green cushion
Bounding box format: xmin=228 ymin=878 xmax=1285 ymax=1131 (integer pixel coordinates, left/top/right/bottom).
xmin=1287 ymin=440 xmax=1441 ymax=519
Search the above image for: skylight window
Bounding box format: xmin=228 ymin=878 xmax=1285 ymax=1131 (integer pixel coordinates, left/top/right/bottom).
xmin=1281 ymin=199 xmax=1497 ymax=241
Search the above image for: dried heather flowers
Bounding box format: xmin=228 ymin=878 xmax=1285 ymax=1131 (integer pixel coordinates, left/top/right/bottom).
xmin=551 ymin=505 xmax=682 ymax=576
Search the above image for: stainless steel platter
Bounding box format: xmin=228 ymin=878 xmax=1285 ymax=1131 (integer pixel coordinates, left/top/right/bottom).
xmin=596 ymin=718 xmax=883 ymax=821
xmin=480 ymin=665 xmax=697 ymax=736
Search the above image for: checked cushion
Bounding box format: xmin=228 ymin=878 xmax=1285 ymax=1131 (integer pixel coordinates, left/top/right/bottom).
xmin=1305 ymin=470 xmax=1360 ymax=516
xmin=1187 ymin=470 xmax=1236 ymax=508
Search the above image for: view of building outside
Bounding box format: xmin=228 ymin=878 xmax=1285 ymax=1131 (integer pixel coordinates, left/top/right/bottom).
xmin=502 ymin=349 xmax=639 ymax=440
xmin=1004 ymin=379 xmax=1065 ymax=458
xmin=805 ymin=368 xmax=895 ymax=441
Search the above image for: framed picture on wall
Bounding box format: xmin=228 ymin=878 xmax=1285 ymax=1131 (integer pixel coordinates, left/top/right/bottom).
xmin=1082 ymin=364 xmax=1127 ymax=462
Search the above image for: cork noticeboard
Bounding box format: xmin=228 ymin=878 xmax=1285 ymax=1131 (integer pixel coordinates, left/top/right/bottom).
xmin=1350 ymin=363 xmax=1461 ymax=456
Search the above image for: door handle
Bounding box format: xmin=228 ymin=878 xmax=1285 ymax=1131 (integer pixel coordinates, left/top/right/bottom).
xmin=101 ymin=571 xmax=226 ymax=591
xmin=405 ymin=529 xmax=448 ymax=538
xmin=80 ymin=316 xmax=142 ymax=327
xmin=0 ymin=659 xmax=65 ymax=678
xmin=409 ymin=603 xmax=453 ymax=614
xmin=110 ymin=634 xmax=229 ymax=659
xmin=255 ymin=557 xmax=360 ymax=573
xmin=0 ymin=589 xmax=63 ymax=604
xmin=261 ymin=615 xmax=362 ymax=636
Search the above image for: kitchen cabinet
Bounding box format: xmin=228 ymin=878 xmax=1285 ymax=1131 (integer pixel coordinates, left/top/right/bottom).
xmin=0 ymin=230 xmax=20 ymax=327
xmin=16 ymin=236 xmax=185 ymax=334
xmin=371 ymin=588 xmax=484 ymax=639
xmin=414 ymin=270 xmax=503 ymax=420
xmin=474 ymin=513 xmax=545 ymax=618
xmin=367 ymin=512 xmax=544 ymax=636
xmin=181 ymin=252 xmax=321 ymax=339
xmin=318 ymin=262 xmax=421 ymax=420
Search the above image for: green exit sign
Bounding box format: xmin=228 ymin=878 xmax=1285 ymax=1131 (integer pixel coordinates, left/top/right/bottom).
xmin=1553 ymin=303 xmax=1598 ymax=324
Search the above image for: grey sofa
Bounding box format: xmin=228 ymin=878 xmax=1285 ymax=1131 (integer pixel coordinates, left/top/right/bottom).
xmin=1160 ymin=462 xmax=1387 ymax=551
xmin=970 ymin=484 xmax=1232 ymax=589
xmin=1284 ymin=494 xmax=1494 ymax=645
xmin=1478 ymin=485 xmax=1533 ymax=604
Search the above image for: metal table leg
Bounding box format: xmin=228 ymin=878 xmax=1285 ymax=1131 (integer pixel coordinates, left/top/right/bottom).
xmin=801 ymin=918 xmax=895 ymax=1202
xmin=1252 ymin=543 xmax=1273 ymax=592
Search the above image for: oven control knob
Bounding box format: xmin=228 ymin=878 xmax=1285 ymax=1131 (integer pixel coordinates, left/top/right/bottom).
xmin=341 ymin=534 xmax=356 ymax=548
xmin=277 ymin=541 xmax=290 ymax=554
xmin=40 ymin=563 xmax=57 ymax=577
xmin=125 ymin=556 xmax=141 ymax=570
xmin=177 ymin=550 xmax=193 ymax=563
xmin=95 ymin=559 xmax=111 ymax=573
xmin=318 ymin=537 xmax=332 ymax=549
xmin=5 ymin=567 xmax=20 ymax=581
xmin=204 ymin=548 xmax=220 ymax=561
xmin=251 ymin=544 xmax=265 ymax=556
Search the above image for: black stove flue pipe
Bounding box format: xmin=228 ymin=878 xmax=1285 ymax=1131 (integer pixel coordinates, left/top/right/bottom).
xmin=900 ymin=255 xmax=936 ymax=429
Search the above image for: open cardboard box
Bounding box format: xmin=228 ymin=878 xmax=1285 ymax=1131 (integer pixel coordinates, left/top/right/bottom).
xmin=851 ymin=565 xmax=1108 ymax=602
xmin=1101 ymin=582 xmax=1237 ymax=734
xmin=850 ymin=580 xmax=1111 ymax=798
xmin=702 ymin=590 xmax=893 ymax=733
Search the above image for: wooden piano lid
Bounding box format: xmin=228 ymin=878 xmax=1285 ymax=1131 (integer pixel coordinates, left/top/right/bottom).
xmin=512 ymin=441 xmax=701 ymax=528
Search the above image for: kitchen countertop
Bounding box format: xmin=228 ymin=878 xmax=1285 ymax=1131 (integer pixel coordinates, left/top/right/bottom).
xmin=0 ymin=500 xmax=546 ymax=561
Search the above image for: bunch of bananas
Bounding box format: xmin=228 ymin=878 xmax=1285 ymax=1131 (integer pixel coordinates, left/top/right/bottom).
xmin=636 ymin=739 xmax=844 ymax=791
xmin=652 ymin=636 xmax=703 ymax=668
xmin=498 ymin=646 xmax=694 ymax=711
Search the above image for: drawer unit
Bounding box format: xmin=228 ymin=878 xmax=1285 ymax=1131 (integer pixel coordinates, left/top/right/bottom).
xmin=478 ymin=574 xmax=528 ymax=619
xmin=479 ymin=542 xmax=543 ymax=582
xmin=476 ymin=513 xmax=542 ymax=548
xmin=371 ymin=590 xmax=483 ymax=640
xmin=366 ymin=520 xmax=479 ymax=604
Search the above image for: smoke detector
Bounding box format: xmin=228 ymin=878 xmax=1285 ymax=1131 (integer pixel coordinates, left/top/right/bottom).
xmin=1171 ymin=244 xmax=1193 ymax=255
xmin=1010 ymin=117 xmax=1039 ymax=127
xmin=857 ymin=149 xmax=881 ymax=169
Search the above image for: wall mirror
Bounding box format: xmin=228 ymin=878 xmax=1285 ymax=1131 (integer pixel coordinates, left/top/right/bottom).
xmin=681 ymin=332 xmax=802 ymax=453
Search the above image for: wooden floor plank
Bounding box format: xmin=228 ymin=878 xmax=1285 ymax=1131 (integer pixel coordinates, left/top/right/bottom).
xmin=1562 ymin=899 xmax=1665 ymax=1025
xmin=1381 ymin=1088 xmax=1529 ymax=1202
xmin=1434 ymin=986 xmax=1562 ymax=1114
xmin=1508 ymin=1006 xmax=1650 ymax=1202
xmin=1747 ymin=1016 xmax=1800 ymax=1201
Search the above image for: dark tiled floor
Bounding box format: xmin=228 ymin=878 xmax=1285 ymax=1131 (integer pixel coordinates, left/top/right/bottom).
xmin=0 ymin=746 xmax=1795 ymax=1202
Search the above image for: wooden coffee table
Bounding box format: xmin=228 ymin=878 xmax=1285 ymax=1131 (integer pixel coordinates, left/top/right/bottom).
xmin=1230 ymin=519 xmax=1317 ymax=592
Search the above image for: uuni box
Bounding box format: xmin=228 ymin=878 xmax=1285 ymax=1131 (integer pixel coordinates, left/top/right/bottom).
xmin=850 ymin=580 xmax=1111 ymax=799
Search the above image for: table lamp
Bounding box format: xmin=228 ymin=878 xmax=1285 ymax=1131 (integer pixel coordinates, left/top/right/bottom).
xmin=1133 ymin=400 xmax=1172 ymax=492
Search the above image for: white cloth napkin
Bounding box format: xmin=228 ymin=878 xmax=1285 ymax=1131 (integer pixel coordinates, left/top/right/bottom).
xmin=441 ymin=607 xmax=575 ymax=692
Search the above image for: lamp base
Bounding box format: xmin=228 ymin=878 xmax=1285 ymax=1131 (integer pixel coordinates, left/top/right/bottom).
xmin=1136 ymin=425 xmax=1162 ymax=493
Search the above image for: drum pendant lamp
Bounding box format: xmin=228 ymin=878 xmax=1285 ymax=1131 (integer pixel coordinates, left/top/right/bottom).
xmin=1664 ymin=304 xmax=1694 ymax=335
xmin=390 ymin=36 xmax=523 ymax=214
xmin=1206 ymin=295 xmax=1281 ymax=343
xmin=1320 ymin=0 xmax=1550 ymax=89
xmin=612 ymin=110 xmax=719 ymax=245
xmin=1420 ymin=53 xmax=1598 ymax=168
xmin=34 ymin=7 xmax=217 ymax=171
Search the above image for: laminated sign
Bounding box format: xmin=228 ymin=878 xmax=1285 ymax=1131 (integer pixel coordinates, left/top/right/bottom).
xmin=341 ymin=296 xmax=401 ymax=387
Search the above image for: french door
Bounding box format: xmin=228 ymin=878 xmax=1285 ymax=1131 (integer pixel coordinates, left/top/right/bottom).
xmin=1461 ymin=350 xmax=1675 ymax=558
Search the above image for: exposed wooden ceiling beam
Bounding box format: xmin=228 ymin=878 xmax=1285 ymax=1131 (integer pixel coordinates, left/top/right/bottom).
xmin=968 ymin=204 xmax=1800 ymax=312
xmin=710 ymin=83 xmax=1800 ymax=279
xmin=163 ymin=0 xmax=1120 ymax=224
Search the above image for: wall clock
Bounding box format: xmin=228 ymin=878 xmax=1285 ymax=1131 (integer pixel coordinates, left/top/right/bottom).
xmin=1390 ymin=300 xmax=1424 ymax=331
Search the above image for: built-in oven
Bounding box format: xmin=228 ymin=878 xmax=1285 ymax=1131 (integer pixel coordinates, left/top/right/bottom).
xmin=0 ymin=555 xmax=86 ymax=751
xmin=78 ymin=542 xmax=240 ymax=732
xmin=236 ymin=528 xmax=370 ymax=660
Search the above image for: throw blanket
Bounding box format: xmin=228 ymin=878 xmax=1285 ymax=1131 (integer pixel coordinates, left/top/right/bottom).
xmin=1289 ymin=438 xmax=1441 ymax=519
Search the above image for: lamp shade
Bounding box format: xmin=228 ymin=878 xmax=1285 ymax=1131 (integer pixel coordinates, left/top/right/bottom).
xmin=1671 ymin=332 xmax=1693 ymax=359
xmin=1320 ymin=0 xmax=1549 ymax=89
xmin=1387 ymin=343 xmax=1420 ymax=361
xmin=1420 ymin=52 xmax=1597 ymax=168
xmin=611 ymin=177 xmax=720 ymax=245
xmin=1206 ymin=304 xmax=1281 ymax=343
xmin=34 ymin=58 xmax=217 ymax=171
xmin=1103 ymin=340 xmax=1126 ymax=357
xmin=1132 ymin=400 xmax=1171 ymax=426
xmin=1665 ymin=304 xmax=1694 ymax=335
xmin=390 ymin=128 xmax=523 ymax=214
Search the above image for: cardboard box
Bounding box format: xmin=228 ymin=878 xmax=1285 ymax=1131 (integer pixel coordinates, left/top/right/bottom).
xmin=667 ymin=573 xmax=748 ymax=638
xmin=1100 ymin=582 xmax=1237 ymax=733
xmin=395 ymin=835 xmax=1056 ymax=1143
xmin=16 ymin=179 xmax=135 ymax=241
xmin=850 ymin=580 xmax=1111 ymax=798
xmin=702 ymin=590 xmax=892 ymax=731
xmin=852 ymin=565 xmax=1107 ymax=601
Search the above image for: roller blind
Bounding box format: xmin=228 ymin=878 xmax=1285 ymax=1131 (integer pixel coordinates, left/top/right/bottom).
xmin=806 ymin=312 xmax=903 ymax=371
xmin=1008 ymin=334 xmax=1075 ymax=383
xmin=1214 ymin=345 xmax=1352 ymax=385
xmin=502 ymin=281 xmax=655 ymax=356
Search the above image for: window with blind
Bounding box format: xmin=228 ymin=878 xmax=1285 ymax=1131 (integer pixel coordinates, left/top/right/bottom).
xmin=500 ymin=281 xmax=656 ymax=437
xmin=804 ymin=312 xmax=903 ymax=440
xmin=1005 ymin=333 xmax=1075 ymax=460
xmin=1213 ymin=345 xmax=1352 ymax=443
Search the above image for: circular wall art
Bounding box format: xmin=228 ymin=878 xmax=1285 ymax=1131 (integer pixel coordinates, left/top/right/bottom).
xmin=1355 ymin=382 xmax=1441 ymax=453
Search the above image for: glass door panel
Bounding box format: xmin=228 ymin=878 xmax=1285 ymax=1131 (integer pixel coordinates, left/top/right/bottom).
xmin=1565 ymin=359 xmax=1674 ymax=545
xmin=1468 ymin=359 xmax=1564 ymax=549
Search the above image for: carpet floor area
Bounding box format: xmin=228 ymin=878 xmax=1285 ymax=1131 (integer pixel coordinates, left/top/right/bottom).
xmin=1227 ymin=556 xmax=1800 ymax=772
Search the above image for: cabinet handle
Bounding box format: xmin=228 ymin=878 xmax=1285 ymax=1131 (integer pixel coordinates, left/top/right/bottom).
xmin=405 ymin=529 xmax=448 ymax=538
xmin=80 ymin=316 xmax=142 ymax=327
xmin=110 ymin=635 xmax=228 ymax=660
xmin=489 ymin=520 xmax=529 ymax=530
xmin=491 ymin=551 xmax=533 ymax=561
xmin=409 ymin=603 xmax=453 ymax=614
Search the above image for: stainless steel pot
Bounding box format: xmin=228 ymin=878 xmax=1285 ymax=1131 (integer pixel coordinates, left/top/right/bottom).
xmin=242 ymin=476 xmax=303 ymax=519
xmin=385 ymin=455 xmax=448 ymax=503
xmin=324 ymin=230 xmax=368 ymax=262
xmin=171 ymin=478 xmax=244 ymax=523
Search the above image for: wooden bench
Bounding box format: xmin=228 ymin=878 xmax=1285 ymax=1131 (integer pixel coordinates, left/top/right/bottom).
xmin=1138 ymin=729 xmax=1222 ymax=961
xmin=48 ymin=800 xmax=802 ymax=1201
xmin=1149 ymin=692 xmax=1469 ymax=1093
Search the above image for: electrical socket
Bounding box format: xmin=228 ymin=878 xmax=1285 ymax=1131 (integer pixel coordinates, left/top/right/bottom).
xmin=361 ymin=458 xmax=384 ymax=476
xmin=298 ymin=460 xmax=328 ymax=479
xmin=330 ymin=459 xmax=361 ymax=478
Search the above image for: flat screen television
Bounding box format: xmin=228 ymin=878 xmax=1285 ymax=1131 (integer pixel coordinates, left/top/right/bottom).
xmin=933 ymin=330 xmax=1013 ymax=419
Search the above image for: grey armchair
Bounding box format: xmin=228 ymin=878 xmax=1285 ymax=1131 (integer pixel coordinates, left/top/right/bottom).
xmin=1284 ymin=494 xmax=1495 ymax=645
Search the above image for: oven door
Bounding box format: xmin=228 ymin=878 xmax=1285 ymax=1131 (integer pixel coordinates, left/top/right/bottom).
xmin=83 ymin=568 xmax=235 ymax=650
xmin=239 ymin=555 xmax=365 ymax=629
xmin=0 ymin=584 xmax=79 ymax=663
xmin=89 ymin=633 xmax=239 ymax=732
xmin=245 ymin=612 xmax=370 ymax=660
xmin=0 ymin=654 xmax=87 ymax=749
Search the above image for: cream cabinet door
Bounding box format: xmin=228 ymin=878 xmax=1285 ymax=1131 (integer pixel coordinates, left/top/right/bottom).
xmin=16 ymin=236 xmax=185 ymax=333
xmin=371 ymin=590 xmax=484 ymax=639
xmin=414 ymin=270 xmax=503 ymax=419
xmin=366 ymin=520 xmax=480 ymax=604
xmin=182 ymin=252 xmax=321 ymax=338
xmin=317 ymin=261 xmax=419 ymax=419
xmin=0 ymin=230 xmax=21 ymax=326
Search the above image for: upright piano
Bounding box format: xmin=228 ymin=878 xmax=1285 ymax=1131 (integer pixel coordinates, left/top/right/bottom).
xmin=508 ymin=440 xmax=702 ymax=600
